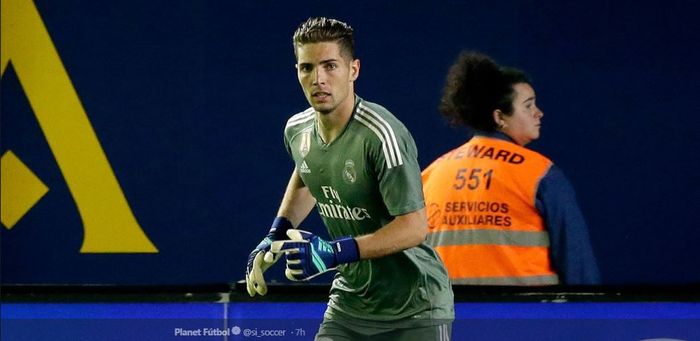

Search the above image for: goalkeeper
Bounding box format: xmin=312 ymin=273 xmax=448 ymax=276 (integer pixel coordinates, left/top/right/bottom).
xmin=245 ymin=17 xmax=454 ymax=340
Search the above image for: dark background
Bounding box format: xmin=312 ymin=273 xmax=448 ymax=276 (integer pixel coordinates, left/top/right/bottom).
xmin=2 ymin=0 xmax=698 ymax=285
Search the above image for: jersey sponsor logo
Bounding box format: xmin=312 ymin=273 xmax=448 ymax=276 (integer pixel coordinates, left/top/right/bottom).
xmin=317 ymin=186 xmax=371 ymax=221
xmin=318 ymin=202 xmax=370 ymax=221
xmin=299 ymin=160 xmax=311 ymax=174
xmin=354 ymin=103 xmax=404 ymax=169
xmin=342 ymin=159 xmax=356 ymax=184
xmin=299 ymin=130 xmax=311 ymax=158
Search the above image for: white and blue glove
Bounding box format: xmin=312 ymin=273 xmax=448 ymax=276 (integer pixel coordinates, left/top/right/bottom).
xmin=271 ymin=229 xmax=360 ymax=281
xmin=245 ymin=217 xmax=293 ymax=297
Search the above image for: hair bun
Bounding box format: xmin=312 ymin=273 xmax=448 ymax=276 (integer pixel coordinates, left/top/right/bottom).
xmin=439 ymin=51 xmax=528 ymax=131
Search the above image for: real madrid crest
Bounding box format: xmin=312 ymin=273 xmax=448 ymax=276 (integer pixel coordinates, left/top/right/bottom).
xmin=342 ymin=159 xmax=357 ymax=184
xmin=299 ymin=130 xmax=311 ymax=158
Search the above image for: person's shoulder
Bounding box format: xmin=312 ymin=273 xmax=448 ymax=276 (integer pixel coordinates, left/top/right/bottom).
xmin=521 ymin=145 xmax=553 ymax=165
xmin=284 ymin=107 xmax=315 ymax=137
xmin=539 ymin=163 xmax=578 ymax=199
xmin=356 ymin=99 xmax=402 ymax=125
xmin=542 ymin=163 xmax=571 ymax=185
xmin=354 ymin=98 xmax=410 ymax=138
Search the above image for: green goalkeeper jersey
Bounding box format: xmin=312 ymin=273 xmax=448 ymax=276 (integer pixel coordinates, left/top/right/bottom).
xmin=284 ymin=96 xmax=454 ymax=326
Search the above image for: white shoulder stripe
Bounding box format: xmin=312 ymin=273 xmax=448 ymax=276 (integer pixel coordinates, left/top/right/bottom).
xmin=286 ymin=108 xmax=315 ymax=129
xmin=359 ymin=104 xmax=404 ymax=166
xmin=354 ymin=114 xmax=395 ymax=169
xmin=356 ymin=110 xmax=398 ymax=167
xmin=358 ymin=105 xmax=402 ymax=165
xmin=357 ymin=104 xmax=403 ymax=168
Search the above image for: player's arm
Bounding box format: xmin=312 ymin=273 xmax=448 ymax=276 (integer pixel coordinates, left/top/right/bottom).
xmin=245 ymin=168 xmax=316 ymax=296
xmin=276 ymin=168 xmax=316 ymax=227
xmin=271 ymin=195 xmax=427 ymax=282
xmin=537 ymin=166 xmax=600 ymax=284
xmin=270 ymin=208 xmax=427 ymax=281
xmin=355 ymin=208 xmax=427 ymax=259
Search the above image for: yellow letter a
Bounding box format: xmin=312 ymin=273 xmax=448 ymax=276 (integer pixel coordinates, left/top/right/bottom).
xmin=1 ymin=0 xmax=158 ymax=252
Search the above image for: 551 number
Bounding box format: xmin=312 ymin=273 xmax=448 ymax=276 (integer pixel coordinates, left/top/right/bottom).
xmin=453 ymin=168 xmax=493 ymax=190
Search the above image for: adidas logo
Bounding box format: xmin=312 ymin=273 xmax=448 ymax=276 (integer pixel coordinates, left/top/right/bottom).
xmin=300 ymin=160 xmax=311 ymax=174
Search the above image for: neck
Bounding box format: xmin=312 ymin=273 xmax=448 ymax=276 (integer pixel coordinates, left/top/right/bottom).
xmin=317 ymin=93 xmax=355 ymax=144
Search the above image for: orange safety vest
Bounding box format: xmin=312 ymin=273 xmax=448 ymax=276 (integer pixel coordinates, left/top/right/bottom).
xmin=422 ymin=136 xmax=559 ymax=285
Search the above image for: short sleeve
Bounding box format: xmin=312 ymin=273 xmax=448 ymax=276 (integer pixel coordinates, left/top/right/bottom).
xmin=372 ymin=125 xmax=425 ymax=216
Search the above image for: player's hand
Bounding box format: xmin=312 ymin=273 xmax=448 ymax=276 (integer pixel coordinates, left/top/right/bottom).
xmin=271 ymin=229 xmax=359 ymax=281
xmin=245 ymin=217 xmax=293 ymax=297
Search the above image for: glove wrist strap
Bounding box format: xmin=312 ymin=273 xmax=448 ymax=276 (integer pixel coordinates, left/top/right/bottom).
xmin=270 ymin=216 xmax=293 ymax=239
xmin=332 ymin=236 xmax=360 ymax=264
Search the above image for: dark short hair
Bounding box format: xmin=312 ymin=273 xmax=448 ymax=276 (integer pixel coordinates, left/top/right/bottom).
xmin=292 ymin=17 xmax=355 ymax=60
xmin=439 ymin=51 xmax=530 ymax=131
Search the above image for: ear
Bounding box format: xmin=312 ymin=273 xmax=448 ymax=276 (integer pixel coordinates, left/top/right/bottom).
xmin=350 ymin=59 xmax=360 ymax=81
xmin=493 ymin=109 xmax=506 ymax=129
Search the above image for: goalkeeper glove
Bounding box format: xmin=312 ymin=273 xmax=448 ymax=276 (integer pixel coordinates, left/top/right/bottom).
xmin=271 ymin=229 xmax=360 ymax=281
xmin=245 ymin=217 xmax=293 ymax=297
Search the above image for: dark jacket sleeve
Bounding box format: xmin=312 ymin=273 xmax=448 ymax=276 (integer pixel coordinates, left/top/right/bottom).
xmin=535 ymin=165 xmax=601 ymax=284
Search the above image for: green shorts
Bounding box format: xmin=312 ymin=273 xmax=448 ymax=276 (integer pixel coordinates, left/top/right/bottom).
xmin=315 ymin=318 xmax=452 ymax=341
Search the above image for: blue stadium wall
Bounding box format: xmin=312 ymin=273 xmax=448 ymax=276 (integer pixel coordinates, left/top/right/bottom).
xmin=1 ymin=0 xmax=698 ymax=285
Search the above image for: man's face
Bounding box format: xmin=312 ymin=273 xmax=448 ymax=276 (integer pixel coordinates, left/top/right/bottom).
xmin=295 ymin=42 xmax=359 ymax=115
